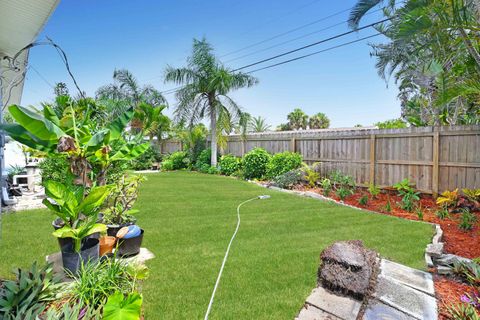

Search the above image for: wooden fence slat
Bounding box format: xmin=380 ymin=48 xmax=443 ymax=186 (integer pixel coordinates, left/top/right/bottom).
xmin=370 ymin=134 xmax=376 ymax=185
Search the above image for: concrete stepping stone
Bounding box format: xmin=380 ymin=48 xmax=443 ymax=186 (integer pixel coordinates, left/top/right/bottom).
xmin=295 ymin=304 xmax=342 ymax=320
xmin=373 ymin=274 xmax=437 ymax=320
xmin=380 ymin=260 xmax=434 ymax=296
xmin=305 ymin=287 xmax=361 ymax=320
xmin=363 ymin=300 xmax=413 ymax=320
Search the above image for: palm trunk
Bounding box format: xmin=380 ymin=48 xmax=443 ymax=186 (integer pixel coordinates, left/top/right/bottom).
xmin=459 ymin=28 xmax=480 ymax=70
xmin=210 ymin=108 xmax=218 ymax=167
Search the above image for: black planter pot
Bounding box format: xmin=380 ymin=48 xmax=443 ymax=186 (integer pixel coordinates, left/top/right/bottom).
xmin=52 ymin=215 xmax=103 ymax=249
xmin=117 ymin=229 xmax=144 ymax=257
xmin=61 ymin=238 xmax=99 ymax=274
xmin=106 ymin=220 xmax=136 ymax=237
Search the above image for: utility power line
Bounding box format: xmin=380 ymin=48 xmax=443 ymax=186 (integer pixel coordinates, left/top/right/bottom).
xmin=30 ymin=64 xmax=55 ymax=89
xmin=232 ymin=17 xmax=390 ymax=72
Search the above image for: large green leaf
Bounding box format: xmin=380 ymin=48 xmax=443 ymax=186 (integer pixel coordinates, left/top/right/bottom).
xmin=103 ymin=292 xmax=142 ymax=320
xmin=110 ymin=143 xmax=149 ymax=161
xmin=108 ymin=110 xmax=134 ymax=140
xmin=52 ymin=226 xmax=77 ymax=239
xmin=76 ymin=185 xmax=112 ymax=215
xmin=42 ymin=104 xmax=61 ymax=127
xmin=43 ymin=181 xmax=78 ymax=215
xmin=0 ymin=123 xmax=54 ymax=151
xmin=86 ymin=129 xmax=110 ymax=150
xmin=9 ymin=105 xmax=64 ymax=141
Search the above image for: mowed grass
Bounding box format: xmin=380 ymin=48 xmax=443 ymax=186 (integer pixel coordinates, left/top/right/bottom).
xmin=0 ymin=171 xmax=433 ymax=319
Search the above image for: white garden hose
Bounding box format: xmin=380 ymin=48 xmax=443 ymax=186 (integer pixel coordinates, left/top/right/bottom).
xmin=204 ymin=195 xmax=271 ymax=320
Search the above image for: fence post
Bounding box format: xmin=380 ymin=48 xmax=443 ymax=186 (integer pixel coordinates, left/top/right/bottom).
xmin=290 ymin=138 xmax=296 ymax=152
xmin=432 ymin=130 xmax=440 ymax=198
xmin=241 ymin=139 xmax=246 ymax=156
xmin=369 ymin=134 xmax=376 ymax=185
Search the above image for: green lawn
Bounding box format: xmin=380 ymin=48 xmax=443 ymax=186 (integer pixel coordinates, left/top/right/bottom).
xmin=0 ymin=171 xmax=433 ymax=319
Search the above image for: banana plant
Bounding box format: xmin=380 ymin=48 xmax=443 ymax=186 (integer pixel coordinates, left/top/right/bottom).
xmin=1 ymin=102 xmax=149 ymax=186
xmin=43 ymin=180 xmax=112 ymax=252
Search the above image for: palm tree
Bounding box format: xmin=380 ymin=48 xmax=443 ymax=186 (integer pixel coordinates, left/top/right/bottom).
xmin=308 ymin=112 xmax=330 ymax=129
xmin=96 ymin=69 xmax=167 ymax=108
xmin=131 ymin=103 xmax=170 ymax=141
xmin=248 ymin=116 xmax=271 ymax=132
xmin=164 ymin=38 xmax=258 ymax=166
xmin=287 ymin=108 xmax=308 ymax=130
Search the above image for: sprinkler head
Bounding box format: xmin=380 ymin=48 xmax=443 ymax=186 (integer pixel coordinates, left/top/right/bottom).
xmin=258 ymin=195 xmax=271 ymax=199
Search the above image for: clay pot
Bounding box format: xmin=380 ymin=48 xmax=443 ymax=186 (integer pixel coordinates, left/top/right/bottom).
xmin=99 ymin=236 xmax=116 ymax=256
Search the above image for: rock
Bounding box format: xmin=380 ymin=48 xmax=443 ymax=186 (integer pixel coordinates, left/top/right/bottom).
xmin=437 ymin=265 xmax=453 ymax=275
xmin=432 ymin=225 xmax=443 ymax=244
xmin=426 ymin=243 xmax=444 ymax=258
xmin=319 ymin=240 xmax=377 ymax=300
xmin=434 ymin=254 xmax=472 ymax=267
xmin=425 ymin=253 xmax=434 ymax=268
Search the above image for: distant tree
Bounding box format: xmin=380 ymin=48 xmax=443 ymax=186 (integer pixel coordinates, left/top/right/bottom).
xmin=287 ymin=108 xmax=308 ymax=130
xmin=164 ymin=38 xmax=258 ymax=166
xmin=249 ymin=116 xmax=271 ymax=132
xmin=308 ymin=112 xmax=330 ymax=129
xmin=374 ymin=118 xmax=408 ymax=129
xmin=276 ymin=123 xmax=292 ymax=131
xmin=354 ymin=124 xmax=363 ymax=127
xmin=54 ymin=82 xmax=69 ymax=97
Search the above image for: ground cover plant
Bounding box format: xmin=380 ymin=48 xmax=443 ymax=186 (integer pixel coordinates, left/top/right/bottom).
xmin=0 ymin=172 xmax=432 ymax=319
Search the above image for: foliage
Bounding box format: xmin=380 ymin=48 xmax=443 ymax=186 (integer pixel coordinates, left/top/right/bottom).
xmin=131 ymin=103 xmax=170 ymax=142
xmin=454 ymin=260 xmax=480 ymax=288
xmin=219 ymin=154 xmax=241 ymax=176
xmin=128 ymin=145 xmax=162 ymax=170
xmin=321 ymin=178 xmax=332 ymax=196
xmin=103 ymin=292 xmax=143 ymax=320
xmin=463 ymin=188 xmax=480 ymax=203
xmin=415 ymin=205 xmax=424 ymax=220
xmin=446 ymin=302 xmax=480 ymax=320
xmin=436 ymin=207 xmax=450 ymax=220
xmin=459 ymin=208 xmax=477 ymax=231
xmin=207 ymin=166 xmax=219 ymax=174
xmin=194 ymin=148 xmax=218 ymax=171
xmin=173 ymin=123 xmax=208 ymax=164
xmin=303 ymin=164 xmax=320 ymax=187
xmin=103 ymin=175 xmax=146 ymax=225
xmin=374 ymin=118 xmax=408 ymax=129
xmin=436 ymin=189 xmax=459 ymax=208
xmin=44 ymin=181 xmax=111 ymax=252
xmin=0 ymin=262 xmax=61 ymax=319
xmin=287 ymin=108 xmax=308 ymax=130
xmin=384 ymin=196 xmax=392 ymax=213
xmin=358 ymin=194 xmax=369 ymax=206
xmin=272 ymin=169 xmax=303 ymax=189
xmin=70 ymin=259 xmax=148 ymax=308
xmin=368 ymin=183 xmax=381 ymax=199
xmin=276 ymin=123 xmax=292 ymax=131
xmin=162 ymin=151 xmax=190 ymax=170
xmin=38 ymin=157 xmax=74 ymax=185
xmin=266 ymin=151 xmax=303 ymax=179
xmin=248 ymin=116 xmax=271 ymax=132
xmin=394 ymin=178 xmax=420 ymax=212
xmin=165 ymin=38 xmax=258 ymax=166
xmin=6 ymin=165 xmax=25 ymax=183
xmin=43 ymin=302 xmax=102 ymax=320
xmin=329 ymin=170 xmax=356 ymax=191
xmin=242 ymin=148 xmax=271 ymax=180
xmin=308 ymin=112 xmax=330 ymax=129
xmin=336 ymin=187 xmax=354 ymax=201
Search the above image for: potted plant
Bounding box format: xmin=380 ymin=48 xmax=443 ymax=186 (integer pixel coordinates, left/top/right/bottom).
xmin=43 ymin=180 xmax=112 ymax=273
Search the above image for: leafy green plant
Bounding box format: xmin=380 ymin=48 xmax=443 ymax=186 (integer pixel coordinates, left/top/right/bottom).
xmin=6 ymin=164 xmax=25 ymax=182
xmin=0 ymin=262 xmax=61 ymax=319
xmin=393 ymin=178 xmax=420 ymax=212
xmin=415 ymin=205 xmax=424 ymax=220
xmin=103 ymin=174 xmax=146 ymax=225
xmin=459 ymin=208 xmax=477 ymax=231
xmin=436 ymin=207 xmax=450 ymax=220
xmin=219 ymin=154 xmax=241 ymax=176
xmin=329 ymin=170 xmax=355 ymax=190
xmin=321 ymin=178 xmax=332 ymax=196
xmin=207 ymin=166 xmax=219 ymax=174
xmin=303 ymin=164 xmax=320 ymax=188
xmin=436 ymin=189 xmax=459 ymax=208
xmin=44 ymin=181 xmax=112 ymax=252
xmin=162 ymin=151 xmax=190 ymax=170
xmin=129 ymin=145 xmax=161 ymax=170
xmin=38 ymin=156 xmax=74 ymax=186
xmin=43 ymin=302 xmax=102 ymax=320
xmin=336 ymin=187 xmax=353 ymax=201
xmin=266 ymin=151 xmax=303 ymax=179
xmin=103 ymin=291 xmax=143 ymax=320
xmin=384 ymin=196 xmax=392 ymax=213
xmin=242 ymin=148 xmax=271 ymax=180
xmin=194 ymin=148 xmax=218 ymax=171
xmin=272 ymin=169 xmax=303 ymax=189
xmin=446 ymin=303 xmax=480 ymax=320
xmin=368 ymin=183 xmax=381 ymax=199
xmin=70 ymin=259 xmax=148 ymax=308
xmin=358 ymin=194 xmax=369 ymax=206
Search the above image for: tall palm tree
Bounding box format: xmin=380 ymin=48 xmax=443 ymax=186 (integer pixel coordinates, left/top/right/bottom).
xmin=248 ymin=116 xmax=271 ymax=132
xmin=287 ymin=108 xmax=308 ymax=130
xmin=96 ymin=69 xmax=167 ymax=108
xmin=164 ymin=38 xmax=258 ymax=166
xmin=308 ymin=112 xmax=330 ymax=129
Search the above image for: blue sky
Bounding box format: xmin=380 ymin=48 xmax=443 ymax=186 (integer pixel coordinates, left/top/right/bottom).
xmin=22 ymin=0 xmax=400 ymax=128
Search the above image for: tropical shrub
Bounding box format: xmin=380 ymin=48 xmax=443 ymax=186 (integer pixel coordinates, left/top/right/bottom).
xmin=358 ymin=194 xmax=369 ymax=206
xmin=219 ymin=154 xmax=241 ymax=176
xmin=38 ymin=157 xmax=73 ymax=186
xmin=436 ymin=189 xmax=459 ymax=209
xmin=303 ymin=164 xmax=320 ymax=187
xmin=129 ymin=145 xmax=161 ymax=170
xmin=329 ymin=170 xmax=355 ymax=190
xmin=266 ymin=151 xmax=302 ymax=178
xmin=321 ymin=178 xmax=332 ymax=196
xmin=436 ymin=207 xmax=450 ymax=220
xmin=459 ymin=209 xmax=477 ymax=231
xmin=0 ymin=262 xmax=61 ymax=319
xmin=272 ymin=169 xmax=303 ymax=189
xmin=43 ymin=303 xmax=102 ymax=319
xmin=103 ymin=292 xmax=143 ymax=320
xmin=415 ymin=205 xmax=424 ymax=220
xmin=368 ymin=183 xmax=381 ymax=199
xmin=242 ymin=148 xmax=271 ymax=180
xmin=393 ymin=178 xmax=420 ymax=212
xmin=446 ymin=303 xmax=480 ymax=320
xmin=194 ymin=148 xmax=220 ymax=171
xmin=103 ymin=175 xmax=145 ymax=225
xmin=162 ymin=151 xmax=189 ymax=170
xmin=336 ymin=187 xmax=353 ymax=201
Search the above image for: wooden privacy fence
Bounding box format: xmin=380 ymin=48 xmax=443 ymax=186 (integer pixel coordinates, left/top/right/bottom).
xmin=213 ymin=125 xmax=480 ymax=196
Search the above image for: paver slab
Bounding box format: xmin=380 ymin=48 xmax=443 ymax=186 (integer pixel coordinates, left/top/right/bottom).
xmin=305 ymin=287 xmax=361 ymax=320
xmin=380 ymin=259 xmax=434 ymax=296
xmin=296 ymin=304 xmax=342 ymax=320
xmin=363 ymin=300 xmax=414 ymax=320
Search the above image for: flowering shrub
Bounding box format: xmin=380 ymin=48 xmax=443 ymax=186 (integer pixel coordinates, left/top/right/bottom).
xmin=266 ymin=151 xmax=302 ymax=179
xmin=242 ymin=148 xmax=271 ymax=180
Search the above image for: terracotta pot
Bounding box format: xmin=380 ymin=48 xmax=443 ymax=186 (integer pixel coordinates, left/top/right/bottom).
xmin=99 ymin=236 xmax=116 ymax=256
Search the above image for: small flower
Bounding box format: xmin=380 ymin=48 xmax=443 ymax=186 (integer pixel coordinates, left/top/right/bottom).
xmin=461 ymin=294 xmax=471 ymax=303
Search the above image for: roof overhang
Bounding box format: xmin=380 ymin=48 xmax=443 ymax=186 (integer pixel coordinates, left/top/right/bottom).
xmin=0 ymin=0 xmax=60 ymax=107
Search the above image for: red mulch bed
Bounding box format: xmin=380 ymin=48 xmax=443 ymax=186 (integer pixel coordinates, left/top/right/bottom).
xmin=434 ymin=275 xmax=479 ymax=319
